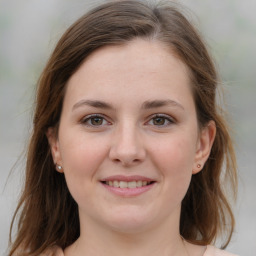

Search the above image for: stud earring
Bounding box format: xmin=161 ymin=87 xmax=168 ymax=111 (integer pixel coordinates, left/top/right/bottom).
xmin=197 ymin=164 xmax=201 ymax=168
xmin=56 ymin=164 xmax=63 ymax=172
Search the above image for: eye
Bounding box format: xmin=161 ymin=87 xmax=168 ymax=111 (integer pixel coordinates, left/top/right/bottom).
xmin=81 ymin=114 xmax=110 ymax=127
xmin=147 ymin=114 xmax=175 ymax=127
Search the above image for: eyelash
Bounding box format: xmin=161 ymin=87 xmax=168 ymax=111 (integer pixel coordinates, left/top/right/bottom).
xmin=80 ymin=114 xmax=175 ymax=128
xmin=147 ymin=114 xmax=175 ymax=127
xmin=80 ymin=114 xmax=110 ymax=127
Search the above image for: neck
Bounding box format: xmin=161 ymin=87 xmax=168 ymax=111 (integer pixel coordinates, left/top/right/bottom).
xmin=65 ymin=208 xmax=188 ymax=256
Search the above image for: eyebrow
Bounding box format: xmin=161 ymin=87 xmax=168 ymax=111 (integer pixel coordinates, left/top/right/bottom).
xmin=72 ymin=100 xmax=113 ymax=111
xmin=142 ymin=99 xmax=184 ymax=110
xmin=72 ymin=99 xmax=184 ymax=111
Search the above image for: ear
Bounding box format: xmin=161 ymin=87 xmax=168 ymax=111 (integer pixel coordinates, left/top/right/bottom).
xmin=46 ymin=127 xmax=63 ymax=173
xmin=192 ymin=120 xmax=216 ymax=174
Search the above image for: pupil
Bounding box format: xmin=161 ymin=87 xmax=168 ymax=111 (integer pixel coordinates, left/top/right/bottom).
xmin=153 ymin=117 xmax=165 ymax=125
xmin=92 ymin=117 xmax=103 ymax=125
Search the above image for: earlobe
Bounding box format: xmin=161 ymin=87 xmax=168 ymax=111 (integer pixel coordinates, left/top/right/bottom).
xmin=46 ymin=127 xmax=62 ymax=171
xmin=192 ymin=120 xmax=216 ymax=174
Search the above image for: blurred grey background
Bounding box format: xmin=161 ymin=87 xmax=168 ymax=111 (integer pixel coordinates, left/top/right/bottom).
xmin=0 ymin=0 xmax=255 ymax=255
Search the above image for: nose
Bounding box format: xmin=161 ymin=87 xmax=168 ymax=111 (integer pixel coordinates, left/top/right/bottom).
xmin=109 ymin=123 xmax=146 ymax=167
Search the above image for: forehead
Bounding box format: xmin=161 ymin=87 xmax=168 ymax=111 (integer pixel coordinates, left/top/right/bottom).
xmin=65 ymin=39 xmax=193 ymax=106
xmin=81 ymin=39 xmax=189 ymax=77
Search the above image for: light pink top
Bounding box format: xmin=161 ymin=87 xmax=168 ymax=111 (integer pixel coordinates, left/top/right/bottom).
xmin=46 ymin=245 xmax=238 ymax=256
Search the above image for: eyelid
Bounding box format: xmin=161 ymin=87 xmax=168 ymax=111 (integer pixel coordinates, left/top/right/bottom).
xmin=79 ymin=113 xmax=175 ymax=128
xmin=146 ymin=113 xmax=176 ymax=126
xmin=80 ymin=114 xmax=111 ymax=127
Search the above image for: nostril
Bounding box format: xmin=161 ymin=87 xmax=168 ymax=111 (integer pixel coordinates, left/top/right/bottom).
xmin=111 ymin=157 xmax=141 ymax=166
xmin=109 ymin=139 xmax=146 ymax=166
xmin=112 ymin=158 xmax=122 ymax=164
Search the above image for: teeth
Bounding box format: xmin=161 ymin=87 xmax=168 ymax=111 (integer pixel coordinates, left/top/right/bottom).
xmin=120 ymin=181 xmax=128 ymax=188
xmin=104 ymin=180 xmax=152 ymax=188
xmin=128 ymin=181 xmax=136 ymax=188
xmin=113 ymin=181 xmax=119 ymax=187
xmin=137 ymin=180 xmax=142 ymax=187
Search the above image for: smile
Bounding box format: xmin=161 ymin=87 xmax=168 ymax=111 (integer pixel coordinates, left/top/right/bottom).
xmin=100 ymin=175 xmax=156 ymax=197
xmin=101 ymin=180 xmax=154 ymax=188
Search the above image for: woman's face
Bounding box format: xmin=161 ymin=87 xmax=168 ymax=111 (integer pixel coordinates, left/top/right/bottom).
xmin=48 ymin=39 xmax=215 ymax=233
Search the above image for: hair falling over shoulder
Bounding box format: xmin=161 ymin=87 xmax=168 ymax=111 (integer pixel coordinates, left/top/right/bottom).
xmin=9 ymin=1 xmax=237 ymax=255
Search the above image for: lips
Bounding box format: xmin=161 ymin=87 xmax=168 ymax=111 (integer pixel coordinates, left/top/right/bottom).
xmin=100 ymin=175 xmax=156 ymax=197
xmin=102 ymin=180 xmax=154 ymax=188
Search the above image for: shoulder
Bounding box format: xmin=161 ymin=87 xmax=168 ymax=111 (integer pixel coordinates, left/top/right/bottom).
xmin=204 ymin=245 xmax=239 ymax=256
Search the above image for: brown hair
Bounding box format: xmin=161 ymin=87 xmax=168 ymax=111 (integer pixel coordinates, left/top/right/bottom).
xmin=9 ymin=1 xmax=237 ymax=255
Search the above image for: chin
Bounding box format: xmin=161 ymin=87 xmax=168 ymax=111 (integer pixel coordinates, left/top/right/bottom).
xmin=101 ymin=207 xmax=156 ymax=234
xmin=109 ymin=220 xmax=153 ymax=234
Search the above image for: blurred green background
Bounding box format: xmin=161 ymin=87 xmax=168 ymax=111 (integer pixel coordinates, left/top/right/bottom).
xmin=1 ymin=0 xmax=255 ymax=255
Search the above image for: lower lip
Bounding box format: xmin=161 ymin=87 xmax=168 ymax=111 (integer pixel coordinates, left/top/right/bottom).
xmin=101 ymin=182 xmax=155 ymax=197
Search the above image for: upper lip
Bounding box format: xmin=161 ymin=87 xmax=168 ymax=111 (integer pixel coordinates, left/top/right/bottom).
xmin=100 ymin=175 xmax=156 ymax=182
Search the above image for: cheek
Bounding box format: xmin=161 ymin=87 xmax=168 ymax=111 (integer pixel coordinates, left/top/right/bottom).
xmin=150 ymin=135 xmax=196 ymax=193
xmin=58 ymin=131 xmax=109 ymax=196
xmin=59 ymin=129 xmax=108 ymax=171
xmin=152 ymin=135 xmax=196 ymax=170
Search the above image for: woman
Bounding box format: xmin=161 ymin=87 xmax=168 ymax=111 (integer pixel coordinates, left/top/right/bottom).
xmin=9 ymin=1 xmax=238 ymax=255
